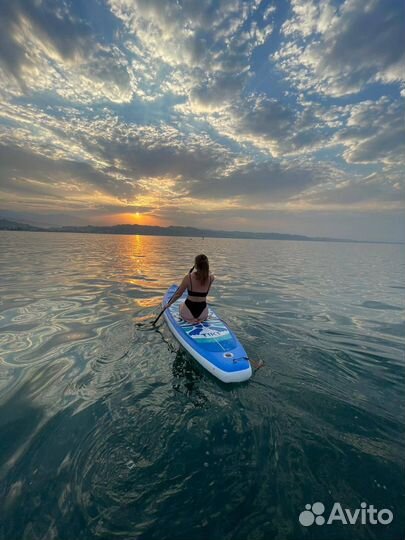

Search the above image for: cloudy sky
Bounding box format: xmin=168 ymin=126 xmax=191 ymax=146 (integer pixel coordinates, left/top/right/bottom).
xmin=0 ymin=0 xmax=404 ymax=241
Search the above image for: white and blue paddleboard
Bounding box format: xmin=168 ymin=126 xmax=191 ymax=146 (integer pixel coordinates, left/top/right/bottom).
xmin=163 ymin=285 xmax=252 ymax=383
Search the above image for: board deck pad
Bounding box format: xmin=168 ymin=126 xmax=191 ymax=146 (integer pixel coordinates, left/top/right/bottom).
xmin=163 ymin=285 xmax=252 ymax=382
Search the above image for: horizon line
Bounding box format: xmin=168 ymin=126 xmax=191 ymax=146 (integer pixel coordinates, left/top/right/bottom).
xmin=0 ymin=217 xmax=403 ymax=245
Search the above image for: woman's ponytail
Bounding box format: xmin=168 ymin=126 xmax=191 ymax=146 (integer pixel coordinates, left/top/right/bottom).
xmin=194 ymin=254 xmax=209 ymax=284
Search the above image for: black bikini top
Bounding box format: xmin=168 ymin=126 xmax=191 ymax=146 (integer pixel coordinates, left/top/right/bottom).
xmin=187 ymin=271 xmax=213 ymax=298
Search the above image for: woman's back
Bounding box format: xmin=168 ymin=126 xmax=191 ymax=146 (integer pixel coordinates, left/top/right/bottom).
xmin=188 ymin=271 xmax=213 ymax=296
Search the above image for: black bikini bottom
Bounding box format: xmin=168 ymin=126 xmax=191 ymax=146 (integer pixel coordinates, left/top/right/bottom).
xmin=185 ymin=298 xmax=207 ymax=318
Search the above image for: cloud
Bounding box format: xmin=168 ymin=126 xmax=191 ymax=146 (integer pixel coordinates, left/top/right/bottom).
xmin=88 ymin=127 xmax=232 ymax=183
xmin=0 ymin=102 xmax=237 ymax=207
xmin=202 ymin=95 xmax=330 ymax=156
xmin=0 ymin=0 xmax=133 ymax=102
xmin=108 ymin=0 xmax=273 ymax=109
xmin=0 ymin=96 xmax=332 ymax=210
xmin=188 ymin=158 xmax=341 ymax=203
xmin=0 ymin=142 xmax=139 ymax=205
xmin=0 ymin=0 xmax=92 ymax=84
xmin=275 ymin=0 xmax=405 ymax=96
xmin=190 ymin=71 xmax=247 ymax=111
xmin=232 ymin=95 xmax=294 ymax=141
xmin=1 ymin=93 xmax=403 ymax=221
xmin=302 ymin=171 xmax=405 ymax=208
xmin=333 ymin=97 xmax=405 ymax=165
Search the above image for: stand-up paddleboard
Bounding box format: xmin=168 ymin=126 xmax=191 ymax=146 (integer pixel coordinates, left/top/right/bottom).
xmin=163 ymin=285 xmax=252 ymax=383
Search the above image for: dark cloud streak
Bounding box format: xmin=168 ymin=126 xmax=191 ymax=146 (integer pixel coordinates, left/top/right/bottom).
xmin=0 ymin=143 xmax=139 ymax=201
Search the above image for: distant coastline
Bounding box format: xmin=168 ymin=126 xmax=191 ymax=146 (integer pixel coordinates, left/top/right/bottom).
xmin=0 ymin=218 xmax=400 ymax=245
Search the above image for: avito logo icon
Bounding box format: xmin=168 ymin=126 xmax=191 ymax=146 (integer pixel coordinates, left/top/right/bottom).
xmin=299 ymin=502 xmax=326 ymax=526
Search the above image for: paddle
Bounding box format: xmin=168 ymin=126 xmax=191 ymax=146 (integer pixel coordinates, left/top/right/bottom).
xmin=152 ymin=266 xmax=194 ymax=326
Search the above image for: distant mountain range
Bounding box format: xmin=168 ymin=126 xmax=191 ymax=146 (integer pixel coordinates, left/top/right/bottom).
xmin=0 ymin=217 xmax=396 ymax=244
xmin=0 ymin=218 xmax=44 ymax=231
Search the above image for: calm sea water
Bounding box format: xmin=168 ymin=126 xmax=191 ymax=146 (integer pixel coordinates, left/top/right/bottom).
xmin=0 ymin=231 xmax=404 ymax=540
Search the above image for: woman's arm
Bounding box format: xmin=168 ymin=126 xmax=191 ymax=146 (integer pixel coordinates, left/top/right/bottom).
xmin=165 ymin=275 xmax=189 ymax=308
xmin=208 ymin=273 xmax=215 ymax=291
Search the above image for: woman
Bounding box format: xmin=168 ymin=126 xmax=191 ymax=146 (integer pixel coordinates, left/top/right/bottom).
xmin=165 ymin=254 xmax=214 ymax=324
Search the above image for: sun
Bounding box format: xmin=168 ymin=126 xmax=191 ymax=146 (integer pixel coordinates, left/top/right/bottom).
xmin=102 ymin=211 xmax=164 ymax=226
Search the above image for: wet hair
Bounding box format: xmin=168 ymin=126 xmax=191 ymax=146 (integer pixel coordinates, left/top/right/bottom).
xmin=194 ymin=254 xmax=209 ymax=284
